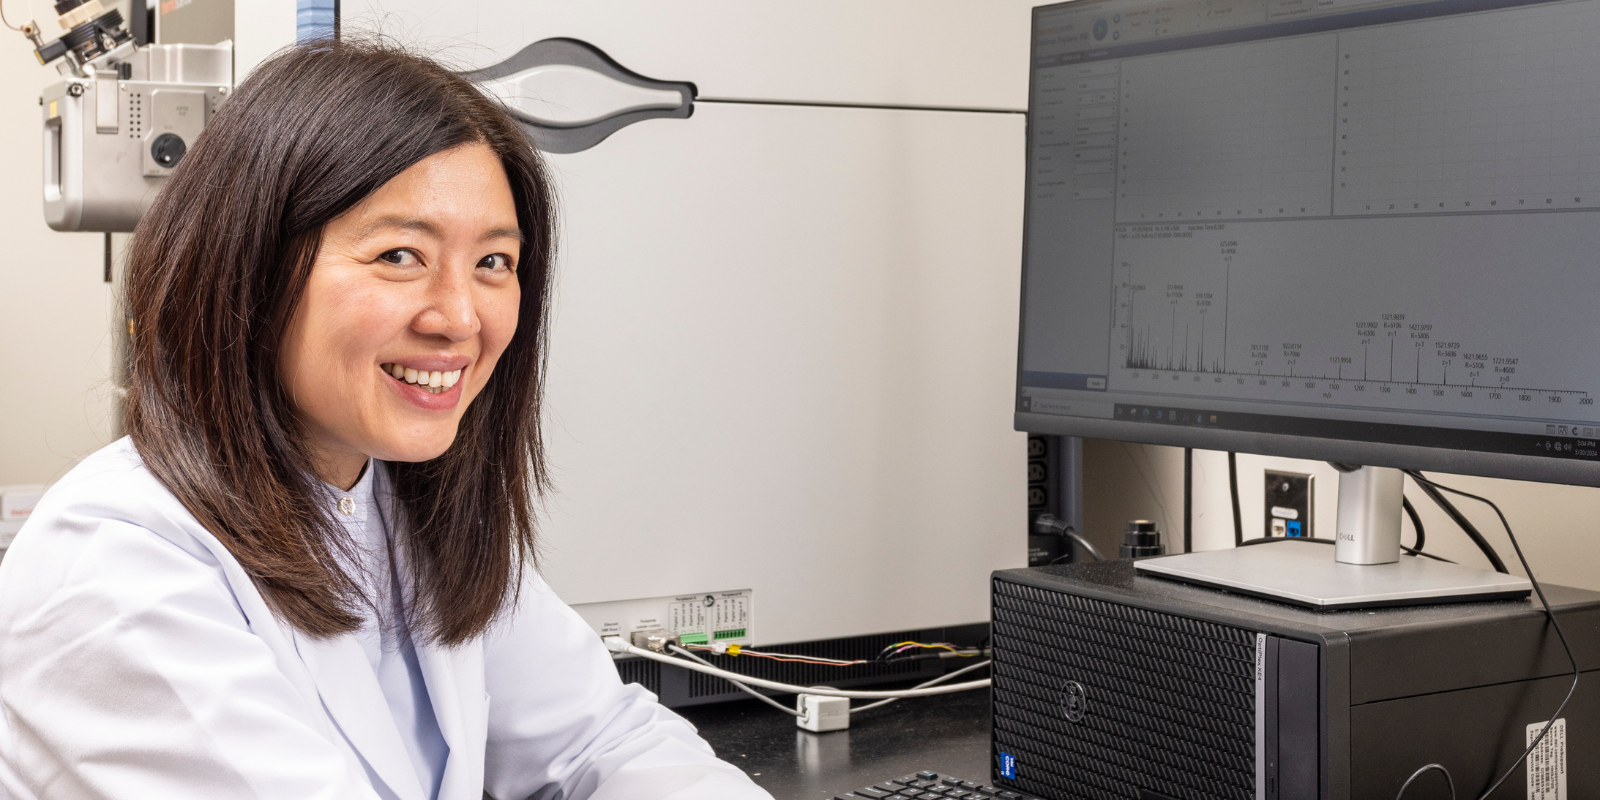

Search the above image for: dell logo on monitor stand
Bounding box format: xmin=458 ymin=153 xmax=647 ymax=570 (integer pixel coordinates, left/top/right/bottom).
xmin=1061 ymin=680 xmax=1088 ymax=722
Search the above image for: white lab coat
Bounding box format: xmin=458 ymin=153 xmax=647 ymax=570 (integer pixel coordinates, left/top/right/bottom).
xmin=0 ymin=438 xmax=771 ymax=800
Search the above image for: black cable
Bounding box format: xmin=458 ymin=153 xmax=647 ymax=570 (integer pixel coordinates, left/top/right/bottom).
xmin=1395 ymin=764 xmax=1456 ymax=800
xmin=1236 ymin=530 xmax=1455 ymax=563
xmin=1183 ymin=448 xmax=1193 ymax=554
xmin=1402 ymin=496 xmax=1425 ymax=553
xmin=1396 ymin=473 xmax=1579 ymax=800
xmin=1402 ymin=546 xmax=1456 ymax=564
xmin=1399 ymin=495 xmax=1455 ymax=562
xmin=1238 ymin=535 xmax=1333 ymax=546
xmin=1228 ymin=452 xmax=1243 ymax=547
xmin=1406 ymin=470 xmax=1509 ymax=573
xmin=1046 ymin=528 xmax=1105 ymax=564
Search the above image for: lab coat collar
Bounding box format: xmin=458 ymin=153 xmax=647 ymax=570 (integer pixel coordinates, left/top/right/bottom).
xmin=413 ymin=632 xmax=485 ymax=799
xmin=291 ymin=628 xmax=427 ymax=800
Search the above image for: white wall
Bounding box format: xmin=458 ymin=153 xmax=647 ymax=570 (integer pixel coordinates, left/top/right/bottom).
xmin=1085 ymin=440 xmax=1600 ymax=592
xmin=0 ymin=35 xmax=120 ymax=487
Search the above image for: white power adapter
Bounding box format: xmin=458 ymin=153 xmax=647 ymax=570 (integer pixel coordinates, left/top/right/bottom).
xmin=796 ymin=693 xmax=850 ymax=732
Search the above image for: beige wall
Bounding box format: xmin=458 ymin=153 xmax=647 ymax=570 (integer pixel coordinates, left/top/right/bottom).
xmin=0 ymin=1 xmax=295 ymax=488
xmin=1084 ymin=439 xmax=1600 ymax=592
xmin=0 ymin=34 xmax=121 ymax=487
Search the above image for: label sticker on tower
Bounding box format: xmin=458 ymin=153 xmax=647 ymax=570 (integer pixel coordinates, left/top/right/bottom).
xmin=1526 ymin=718 xmax=1566 ymax=800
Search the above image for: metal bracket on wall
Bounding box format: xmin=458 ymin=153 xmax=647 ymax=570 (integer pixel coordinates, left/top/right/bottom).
xmin=463 ymin=38 xmax=696 ymax=154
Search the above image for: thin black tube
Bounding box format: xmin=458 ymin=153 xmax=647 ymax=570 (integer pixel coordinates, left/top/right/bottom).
xmin=1401 ymin=496 xmax=1425 ymax=552
xmin=1228 ymin=452 xmax=1243 ymax=547
xmin=1394 ymin=764 xmax=1455 ymax=800
xmin=103 ymin=233 xmax=112 ymax=284
xmin=1399 ymin=473 xmax=1577 ymax=800
xmin=1183 ymin=448 xmax=1193 ymax=553
xmin=1401 ymin=494 xmax=1455 ymax=562
xmin=1407 ymin=471 xmax=1508 ymax=573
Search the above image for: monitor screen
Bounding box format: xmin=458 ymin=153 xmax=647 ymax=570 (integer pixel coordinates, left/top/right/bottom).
xmin=1018 ymin=0 xmax=1600 ymax=485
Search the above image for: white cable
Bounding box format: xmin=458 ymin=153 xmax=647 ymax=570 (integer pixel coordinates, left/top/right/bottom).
xmin=666 ymin=644 xmax=801 ymax=716
xmin=850 ymin=658 xmax=993 ymax=714
xmin=606 ymin=638 xmax=992 ymax=699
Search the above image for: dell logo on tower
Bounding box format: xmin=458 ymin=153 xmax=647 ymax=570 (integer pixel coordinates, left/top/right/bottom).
xmin=1061 ymin=680 xmax=1088 ymax=722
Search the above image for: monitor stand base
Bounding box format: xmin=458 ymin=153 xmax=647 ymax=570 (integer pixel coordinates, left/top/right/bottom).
xmin=1133 ymin=540 xmax=1531 ymax=610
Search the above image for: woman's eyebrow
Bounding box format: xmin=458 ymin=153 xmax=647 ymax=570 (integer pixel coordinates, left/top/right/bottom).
xmin=353 ymin=215 xmax=523 ymax=244
xmin=482 ymin=226 xmax=525 ymax=244
xmin=354 ymin=215 xmax=442 ymax=240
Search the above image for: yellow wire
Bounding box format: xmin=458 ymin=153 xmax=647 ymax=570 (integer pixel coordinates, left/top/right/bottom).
xmin=887 ymin=641 xmax=976 ymax=656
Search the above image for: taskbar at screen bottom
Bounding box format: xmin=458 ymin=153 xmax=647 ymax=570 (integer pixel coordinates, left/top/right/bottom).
xmin=1107 ymin=403 xmax=1599 ymax=463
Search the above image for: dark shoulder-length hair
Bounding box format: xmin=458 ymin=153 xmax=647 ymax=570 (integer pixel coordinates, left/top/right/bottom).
xmin=123 ymin=39 xmax=554 ymax=645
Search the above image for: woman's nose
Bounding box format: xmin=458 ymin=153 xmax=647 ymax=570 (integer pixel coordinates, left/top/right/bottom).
xmin=413 ymin=264 xmax=481 ymax=341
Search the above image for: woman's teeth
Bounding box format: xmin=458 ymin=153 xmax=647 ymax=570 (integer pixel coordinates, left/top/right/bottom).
xmin=382 ymin=364 xmax=461 ymax=394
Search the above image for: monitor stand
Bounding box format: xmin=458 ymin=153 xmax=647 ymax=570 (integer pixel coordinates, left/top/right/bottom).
xmin=1134 ymin=466 xmax=1532 ymax=610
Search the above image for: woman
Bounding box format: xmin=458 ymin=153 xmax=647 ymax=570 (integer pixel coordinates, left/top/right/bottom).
xmin=0 ymin=40 xmax=771 ymax=800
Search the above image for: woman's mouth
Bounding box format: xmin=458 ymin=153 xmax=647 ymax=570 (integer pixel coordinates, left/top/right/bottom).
xmin=381 ymin=363 xmax=462 ymax=395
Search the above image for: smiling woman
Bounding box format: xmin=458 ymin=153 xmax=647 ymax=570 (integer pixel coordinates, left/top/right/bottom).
xmin=0 ymin=40 xmax=770 ymax=800
xmin=121 ymin=41 xmax=550 ymax=647
xmin=278 ymin=145 xmax=526 ymax=489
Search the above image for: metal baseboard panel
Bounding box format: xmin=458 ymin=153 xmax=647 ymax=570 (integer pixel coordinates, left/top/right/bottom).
xmin=613 ymin=624 xmax=989 ymax=708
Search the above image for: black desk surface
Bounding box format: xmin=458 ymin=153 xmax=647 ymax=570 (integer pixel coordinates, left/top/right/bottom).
xmin=678 ymin=688 xmax=993 ymax=800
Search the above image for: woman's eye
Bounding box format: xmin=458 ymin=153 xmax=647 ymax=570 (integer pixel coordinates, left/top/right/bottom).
xmin=479 ymin=253 xmax=514 ymax=271
xmin=378 ymin=249 xmax=421 ymax=266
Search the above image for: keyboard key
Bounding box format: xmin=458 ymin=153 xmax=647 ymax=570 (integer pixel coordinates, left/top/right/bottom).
xmin=898 ymin=791 xmax=921 ymax=798
xmin=917 ymin=794 xmax=943 ymax=800
xmin=997 ymin=793 xmax=1022 ymax=800
xmin=875 ymin=784 xmax=906 ymax=792
xmin=946 ymin=792 xmax=972 ymax=798
xmin=854 ymin=790 xmax=892 ymax=799
xmin=918 ymin=772 xmax=940 ymax=780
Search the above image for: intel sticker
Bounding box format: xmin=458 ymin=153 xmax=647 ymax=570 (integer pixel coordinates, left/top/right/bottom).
xmin=999 ymin=752 xmax=1017 ymax=780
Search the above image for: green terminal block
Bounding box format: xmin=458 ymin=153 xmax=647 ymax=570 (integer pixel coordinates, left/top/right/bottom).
xmin=713 ymin=628 xmax=746 ymax=641
xmin=678 ymin=632 xmax=710 ymax=646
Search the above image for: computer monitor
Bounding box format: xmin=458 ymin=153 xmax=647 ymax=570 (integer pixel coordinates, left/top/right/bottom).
xmin=1017 ymin=0 xmax=1600 ymax=491
xmin=1013 ymin=0 xmax=1600 ymax=606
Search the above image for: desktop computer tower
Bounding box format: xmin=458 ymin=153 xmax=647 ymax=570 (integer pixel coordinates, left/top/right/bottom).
xmin=989 ymin=561 xmax=1600 ymax=799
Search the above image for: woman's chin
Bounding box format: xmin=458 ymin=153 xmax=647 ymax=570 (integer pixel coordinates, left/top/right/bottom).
xmin=370 ymin=431 xmax=459 ymax=464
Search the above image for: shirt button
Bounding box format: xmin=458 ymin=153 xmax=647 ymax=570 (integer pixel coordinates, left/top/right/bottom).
xmin=338 ymin=496 xmax=355 ymax=515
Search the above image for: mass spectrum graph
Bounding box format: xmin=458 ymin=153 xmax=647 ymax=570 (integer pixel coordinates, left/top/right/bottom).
xmin=1108 ymin=224 xmax=1593 ymax=415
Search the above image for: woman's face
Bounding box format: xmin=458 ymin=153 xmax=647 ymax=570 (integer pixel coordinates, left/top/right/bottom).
xmin=279 ymin=143 xmax=523 ymax=483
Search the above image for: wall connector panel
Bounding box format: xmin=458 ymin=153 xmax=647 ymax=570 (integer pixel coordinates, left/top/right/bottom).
xmin=1264 ymin=470 xmax=1314 ymax=538
xmin=575 ymin=589 xmax=754 ymax=654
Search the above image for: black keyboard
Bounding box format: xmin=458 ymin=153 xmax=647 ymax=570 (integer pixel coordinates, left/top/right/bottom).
xmin=830 ymin=770 xmax=1041 ymax=800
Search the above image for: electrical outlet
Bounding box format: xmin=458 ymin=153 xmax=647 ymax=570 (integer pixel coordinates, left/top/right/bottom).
xmin=1264 ymin=470 xmax=1313 ymax=538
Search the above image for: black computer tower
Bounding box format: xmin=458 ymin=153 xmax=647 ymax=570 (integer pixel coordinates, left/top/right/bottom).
xmin=989 ymin=561 xmax=1600 ymax=799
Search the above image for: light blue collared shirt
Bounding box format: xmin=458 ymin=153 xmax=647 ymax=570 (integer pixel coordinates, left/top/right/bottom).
xmin=327 ymin=462 xmax=448 ymax=800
